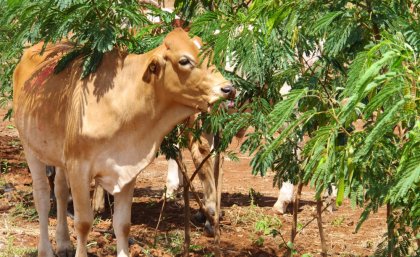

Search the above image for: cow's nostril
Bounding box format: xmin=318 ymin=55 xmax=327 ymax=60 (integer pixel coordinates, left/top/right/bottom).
xmin=222 ymin=86 xmax=233 ymax=94
xmin=221 ymin=86 xmax=232 ymax=94
xmin=221 ymin=85 xmax=236 ymax=99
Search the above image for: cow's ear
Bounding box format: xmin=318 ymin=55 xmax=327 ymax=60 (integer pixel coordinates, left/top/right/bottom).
xmin=142 ymin=55 xmax=165 ymax=83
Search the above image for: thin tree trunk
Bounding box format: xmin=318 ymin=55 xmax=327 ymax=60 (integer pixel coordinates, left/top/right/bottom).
xmin=387 ymin=203 xmax=394 ymax=257
xmin=176 ymin=156 xmax=215 ymax=225
xmin=213 ymin=133 xmax=222 ymax=257
xmin=174 ymin=153 xmax=191 ymax=257
xmin=154 ymin=186 xmax=167 ymax=247
xmin=289 ymin=181 xmax=303 ymax=256
xmin=183 ymin=175 xmax=190 ymax=257
xmin=316 ymin=199 xmax=327 ymax=257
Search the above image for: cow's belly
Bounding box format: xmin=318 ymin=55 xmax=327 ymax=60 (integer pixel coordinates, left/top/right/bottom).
xmin=15 ymin=114 xmax=65 ymax=166
xmin=91 ymin=135 xmax=160 ymax=195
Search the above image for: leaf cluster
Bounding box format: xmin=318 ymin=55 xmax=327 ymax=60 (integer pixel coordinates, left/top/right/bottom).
xmin=0 ymin=0 xmax=419 ymax=254
xmin=183 ymin=0 xmax=419 ymax=254
xmin=0 ymin=0 xmax=176 ymax=92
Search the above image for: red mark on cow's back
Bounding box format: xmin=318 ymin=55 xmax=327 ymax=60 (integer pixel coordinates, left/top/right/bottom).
xmin=27 ymin=61 xmax=58 ymax=91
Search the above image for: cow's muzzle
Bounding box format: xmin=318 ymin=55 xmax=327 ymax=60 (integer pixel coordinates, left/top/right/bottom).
xmin=221 ymin=85 xmax=236 ymax=99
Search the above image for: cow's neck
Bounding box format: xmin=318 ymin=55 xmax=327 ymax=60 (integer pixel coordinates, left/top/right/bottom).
xmin=97 ymin=103 xmax=197 ymax=195
xmin=93 ymin=53 xmax=198 ymax=194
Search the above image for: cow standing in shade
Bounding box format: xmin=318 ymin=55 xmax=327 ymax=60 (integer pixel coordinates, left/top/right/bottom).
xmin=13 ymin=28 xmax=235 ymax=257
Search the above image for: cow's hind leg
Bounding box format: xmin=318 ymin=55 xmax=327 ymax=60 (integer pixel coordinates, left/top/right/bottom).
xmin=54 ymin=167 xmax=73 ymax=257
xmin=188 ymin=133 xmax=216 ymax=236
xmin=25 ymin=150 xmax=54 ymax=257
xmin=273 ymin=181 xmax=294 ymax=214
xmin=67 ymin=162 xmax=93 ymax=257
xmin=113 ymin=180 xmax=135 ymax=257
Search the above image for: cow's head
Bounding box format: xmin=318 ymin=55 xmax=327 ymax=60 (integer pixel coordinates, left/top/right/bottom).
xmin=143 ymin=28 xmax=235 ymax=111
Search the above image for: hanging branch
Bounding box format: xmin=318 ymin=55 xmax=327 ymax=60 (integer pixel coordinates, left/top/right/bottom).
xmin=174 ymin=156 xmax=216 ymax=225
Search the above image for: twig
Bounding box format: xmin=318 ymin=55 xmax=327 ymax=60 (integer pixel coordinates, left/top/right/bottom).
xmin=154 ymin=186 xmax=167 ymax=246
xmin=107 ymin=189 xmax=113 ymax=218
xmin=277 ymin=228 xmax=289 ymax=250
xmin=366 ymin=0 xmax=381 ymax=41
xmin=183 ymin=177 xmax=190 ymax=257
xmin=189 ymin=149 xmax=214 ymax=182
xmin=90 ymin=0 xmax=104 ymax=21
xmin=174 ymin=157 xmax=215 ymax=225
xmin=295 ymin=201 xmax=332 ymax=236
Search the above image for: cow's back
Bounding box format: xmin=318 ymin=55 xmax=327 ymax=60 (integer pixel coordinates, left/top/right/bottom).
xmin=13 ymin=42 xmax=151 ymax=167
xmin=13 ymin=42 xmax=78 ymax=165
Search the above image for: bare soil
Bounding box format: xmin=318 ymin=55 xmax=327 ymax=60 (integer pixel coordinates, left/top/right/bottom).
xmin=0 ymin=108 xmax=388 ymax=257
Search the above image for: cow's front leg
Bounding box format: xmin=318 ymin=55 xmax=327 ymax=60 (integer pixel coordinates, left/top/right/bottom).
xmin=113 ymin=179 xmax=135 ymax=257
xmin=189 ymin=133 xmax=217 ymax=236
xmin=25 ymin=150 xmax=54 ymax=257
xmin=67 ymin=163 xmax=93 ymax=257
xmin=54 ymin=167 xmax=73 ymax=257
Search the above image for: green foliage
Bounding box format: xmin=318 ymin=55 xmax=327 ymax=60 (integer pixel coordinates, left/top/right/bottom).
xmin=187 ymin=0 xmax=419 ymax=255
xmin=0 ymin=0 xmax=174 ymax=106
xmin=0 ymin=0 xmax=419 ymax=255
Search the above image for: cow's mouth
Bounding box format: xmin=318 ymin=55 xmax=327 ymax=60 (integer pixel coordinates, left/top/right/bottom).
xmin=204 ymin=87 xmax=236 ymax=112
xmin=205 ymin=99 xmax=236 ymax=113
xmin=227 ymin=100 xmax=235 ymax=108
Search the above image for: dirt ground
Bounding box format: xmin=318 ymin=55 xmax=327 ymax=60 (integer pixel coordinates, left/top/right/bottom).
xmin=0 ymin=108 xmax=388 ymax=257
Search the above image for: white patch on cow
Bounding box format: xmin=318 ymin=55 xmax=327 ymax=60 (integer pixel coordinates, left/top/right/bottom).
xmin=161 ymin=7 xmax=173 ymax=13
xmin=225 ymin=55 xmax=235 ymax=72
xmin=165 ymin=158 xmax=183 ymax=198
xmin=193 ymin=39 xmax=202 ymax=49
xmin=323 ymin=184 xmax=338 ymax=212
xmin=273 ymin=181 xmax=294 ymax=214
xmin=280 ymin=84 xmax=292 ymax=96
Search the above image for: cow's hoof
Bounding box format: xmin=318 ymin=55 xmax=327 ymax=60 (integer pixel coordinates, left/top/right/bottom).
xmin=193 ymin=210 xmax=224 ymax=224
xmin=203 ymin=221 xmax=215 ymax=237
xmin=37 ymin=250 xmax=55 ymax=257
xmin=192 ymin=211 xmax=206 ymax=224
xmin=56 ymin=246 xmax=74 ymax=257
xmin=273 ymin=201 xmax=290 ymax=215
xmin=272 ymin=207 xmax=285 ymax=215
xmin=37 ymin=243 xmax=55 ymax=257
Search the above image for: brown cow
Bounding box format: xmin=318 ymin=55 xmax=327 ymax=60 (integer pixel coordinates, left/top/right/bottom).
xmin=13 ymin=28 xmax=235 ymax=257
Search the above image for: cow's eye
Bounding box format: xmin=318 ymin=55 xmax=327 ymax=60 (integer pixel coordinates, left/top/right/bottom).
xmin=179 ymin=58 xmax=191 ymax=66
